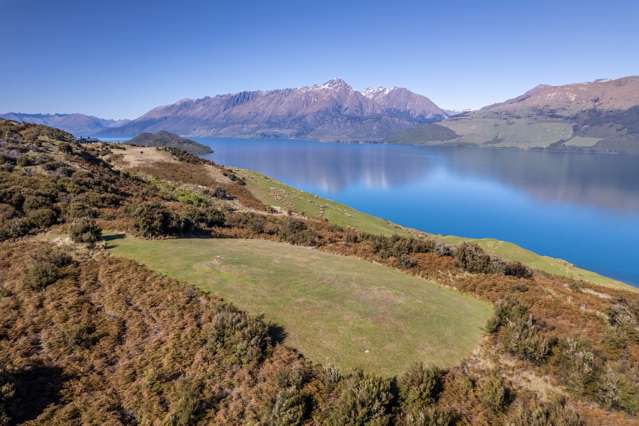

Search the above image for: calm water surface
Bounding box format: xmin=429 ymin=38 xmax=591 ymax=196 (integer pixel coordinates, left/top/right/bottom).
xmin=195 ymin=138 xmax=639 ymax=286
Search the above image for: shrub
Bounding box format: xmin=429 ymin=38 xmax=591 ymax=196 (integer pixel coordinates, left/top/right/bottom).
xmin=367 ymin=234 xmax=436 ymax=259
xmin=508 ymin=397 xmax=583 ymax=426
xmin=399 ymin=255 xmax=417 ymax=269
xmin=212 ymin=186 xmax=233 ymax=200
xmin=0 ymin=217 xmax=32 ymax=240
xmin=489 ymin=299 xmax=556 ymax=363
xmin=64 ymin=202 xmax=98 ymax=220
xmin=166 ymin=378 xmax=199 ymax=426
xmin=132 ymin=203 xmax=174 ymax=237
xmin=184 ymin=207 xmax=225 ymax=228
xmin=207 ymin=304 xmax=271 ymax=366
xmin=26 ymin=207 xmax=58 ymax=229
xmin=228 ymin=212 xmax=269 ymax=234
xmin=434 ymin=242 xmax=454 ymax=257
xmin=504 ymin=261 xmax=533 ymax=279
xmin=477 ymin=373 xmax=511 ymax=413
xmin=398 ymin=363 xmax=445 ymax=408
xmin=69 ymin=218 xmax=102 ymax=243
xmin=455 ymin=243 xmax=503 ymax=274
xmin=400 ymin=407 xmax=458 ymax=426
xmin=22 ymin=249 xmax=73 ymax=291
xmin=24 ymin=261 xmax=59 ymax=290
xmin=606 ymin=302 xmax=639 ymax=345
xmin=268 ymin=388 xmax=310 ymax=425
xmin=22 ymin=194 xmax=53 ymax=211
xmin=64 ymin=324 xmax=102 ymax=349
xmin=280 ymin=219 xmax=319 ymax=246
xmin=321 ymin=371 xmax=393 ymax=425
xmin=175 ymin=190 xmax=209 ymax=207
xmin=344 ymin=231 xmax=361 ymax=244
xmin=553 ymin=338 xmax=603 ymax=398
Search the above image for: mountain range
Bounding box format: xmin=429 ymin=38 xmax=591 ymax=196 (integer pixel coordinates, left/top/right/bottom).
xmin=99 ymin=78 xmax=446 ymax=141
xmin=0 ymin=112 xmax=129 ymax=136
xmin=4 ymin=76 xmax=639 ymax=153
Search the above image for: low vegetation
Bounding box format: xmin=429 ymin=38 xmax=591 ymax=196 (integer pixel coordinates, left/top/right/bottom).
xmin=1 ymin=119 xmax=638 ymax=424
xmin=68 ymin=218 xmax=102 ymax=243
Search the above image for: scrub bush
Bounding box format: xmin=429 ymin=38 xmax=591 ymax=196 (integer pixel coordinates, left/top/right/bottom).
xmin=398 ymin=363 xmax=445 ymax=408
xmin=69 ymin=218 xmax=102 ymax=243
xmin=455 ymin=243 xmax=503 ymax=274
xmin=504 ymin=261 xmax=533 ymax=279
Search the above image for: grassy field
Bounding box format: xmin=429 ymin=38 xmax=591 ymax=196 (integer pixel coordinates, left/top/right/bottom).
xmin=239 ymin=169 xmax=633 ymax=291
xmin=108 ymin=236 xmax=493 ymax=376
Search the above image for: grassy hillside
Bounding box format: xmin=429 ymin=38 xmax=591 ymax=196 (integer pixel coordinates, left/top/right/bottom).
xmin=109 ymin=236 xmax=492 ymax=376
xmin=237 ymin=169 xmax=412 ymax=237
xmin=440 ymin=117 xmax=573 ymax=149
xmin=435 ymin=236 xmax=633 ymax=291
xmin=238 ymin=169 xmax=632 ymax=291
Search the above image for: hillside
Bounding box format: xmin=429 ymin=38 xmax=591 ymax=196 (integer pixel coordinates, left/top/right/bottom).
xmin=101 ymin=79 xmax=446 ymax=142
xmin=0 ymin=112 xmax=129 ymax=137
xmin=1 ymin=119 xmax=639 ymax=425
xmin=388 ymin=76 xmax=639 ymax=154
xmin=128 ymin=130 xmax=213 ymax=154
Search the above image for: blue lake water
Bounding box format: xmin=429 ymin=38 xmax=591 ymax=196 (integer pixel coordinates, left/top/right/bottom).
xmin=193 ymin=137 xmax=639 ymax=287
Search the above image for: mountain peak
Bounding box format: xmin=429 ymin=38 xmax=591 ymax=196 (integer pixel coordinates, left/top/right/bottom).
xmin=321 ymin=78 xmax=352 ymax=91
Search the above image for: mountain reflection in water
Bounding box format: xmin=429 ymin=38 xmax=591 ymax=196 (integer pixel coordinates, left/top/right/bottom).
xmin=200 ymin=137 xmax=639 ymax=286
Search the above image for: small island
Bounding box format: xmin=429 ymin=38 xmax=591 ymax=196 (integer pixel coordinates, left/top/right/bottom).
xmin=128 ymin=130 xmax=213 ymax=154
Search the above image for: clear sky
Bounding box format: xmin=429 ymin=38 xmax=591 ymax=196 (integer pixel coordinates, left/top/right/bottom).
xmin=2 ymin=0 xmax=638 ymax=118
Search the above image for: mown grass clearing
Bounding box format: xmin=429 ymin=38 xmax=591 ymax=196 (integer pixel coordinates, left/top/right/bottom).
xmin=108 ymin=235 xmax=492 ymax=376
xmin=239 ymin=168 xmax=632 ymax=291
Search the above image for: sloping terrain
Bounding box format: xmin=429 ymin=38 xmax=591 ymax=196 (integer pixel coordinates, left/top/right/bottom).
xmin=2 ymin=120 xmax=639 ymax=425
xmin=390 ymin=76 xmax=639 ymax=154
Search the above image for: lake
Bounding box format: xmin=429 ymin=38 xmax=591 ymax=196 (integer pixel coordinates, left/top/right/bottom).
xmin=193 ymin=138 xmax=639 ymax=287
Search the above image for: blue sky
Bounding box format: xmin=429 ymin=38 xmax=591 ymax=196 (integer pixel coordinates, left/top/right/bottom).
xmin=1 ymin=0 xmax=638 ymax=118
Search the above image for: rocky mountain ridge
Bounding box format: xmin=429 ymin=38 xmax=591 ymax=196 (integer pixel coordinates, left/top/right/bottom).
xmin=101 ymin=78 xmax=446 ymax=141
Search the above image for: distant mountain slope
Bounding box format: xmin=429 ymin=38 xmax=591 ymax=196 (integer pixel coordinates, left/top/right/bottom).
xmin=128 ymin=130 xmax=212 ymax=154
xmin=102 ymin=79 xmax=446 ymax=141
xmin=481 ymin=76 xmax=639 ymax=116
xmin=0 ymin=112 xmax=129 ymax=136
xmin=390 ymin=76 xmax=639 ymax=154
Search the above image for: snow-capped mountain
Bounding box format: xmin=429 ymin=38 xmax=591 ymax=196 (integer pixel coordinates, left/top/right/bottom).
xmin=102 ymin=78 xmax=446 ymax=141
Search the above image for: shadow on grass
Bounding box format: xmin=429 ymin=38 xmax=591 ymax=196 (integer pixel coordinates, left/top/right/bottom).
xmin=103 ymin=233 xmax=126 ymax=241
xmin=268 ymin=324 xmax=288 ymax=345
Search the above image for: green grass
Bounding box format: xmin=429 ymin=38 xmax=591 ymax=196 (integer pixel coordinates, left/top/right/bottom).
xmin=237 ymin=168 xmax=412 ymax=237
xmin=108 ymin=236 xmax=493 ymax=376
xmin=239 ymin=168 xmax=634 ymax=291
